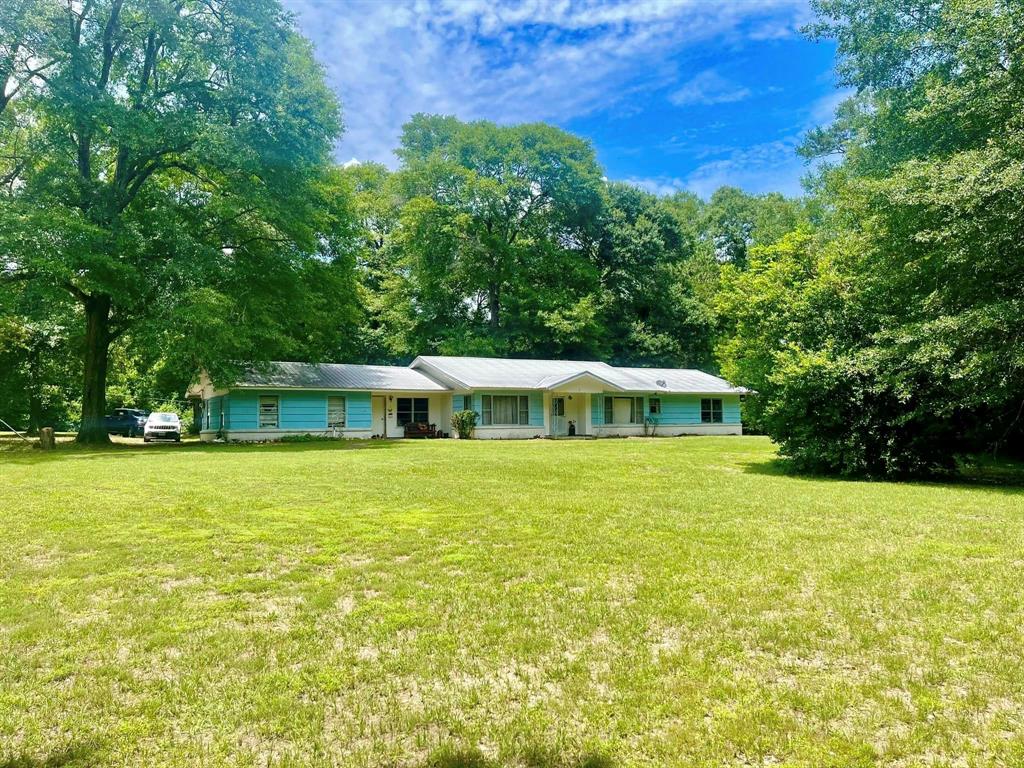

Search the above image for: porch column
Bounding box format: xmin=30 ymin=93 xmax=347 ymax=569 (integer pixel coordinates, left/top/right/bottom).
xmin=582 ymin=394 xmax=592 ymax=435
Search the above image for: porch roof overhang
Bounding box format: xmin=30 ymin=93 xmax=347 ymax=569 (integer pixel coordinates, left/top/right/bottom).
xmin=537 ymin=370 xmax=625 ymax=392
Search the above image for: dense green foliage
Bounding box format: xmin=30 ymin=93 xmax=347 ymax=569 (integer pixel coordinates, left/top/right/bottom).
xmin=715 ymin=0 xmax=1024 ymax=474
xmin=450 ymin=409 xmax=479 ymax=439
xmin=0 ymin=0 xmax=355 ymax=441
xmin=4 ymin=0 xmax=1017 ymax=473
xmin=342 ymin=122 xmax=799 ymax=367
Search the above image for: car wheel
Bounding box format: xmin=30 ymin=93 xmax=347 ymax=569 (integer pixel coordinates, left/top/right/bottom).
xmin=144 ymin=437 xmax=150 ymax=443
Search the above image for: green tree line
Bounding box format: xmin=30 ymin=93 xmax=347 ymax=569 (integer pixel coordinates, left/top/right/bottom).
xmin=2 ymin=0 xmax=1020 ymax=474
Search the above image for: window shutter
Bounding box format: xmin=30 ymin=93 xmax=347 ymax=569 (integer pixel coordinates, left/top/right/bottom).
xmin=259 ymin=396 xmax=279 ymax=429
xmin=604 ymin=396 xmax=613 ymax=425
xmin=327 ymin=396 xmax=346 ymax=428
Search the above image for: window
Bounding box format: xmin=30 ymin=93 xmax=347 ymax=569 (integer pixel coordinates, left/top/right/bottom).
xmin=701 ymin=398 xmax=723 ymax=424
xmin=481 ymin=394 xmax=530 ymax=426
xmin=327 ymin=396 xmax=346 ymax=428
xmin=397 ymin=397 xmax=429 ymax=426
xmin=649 ymin=398 xmax=661 ymax=415
xmin=259 ymin=396 xmax=279 ymax=429
xmin=551 ymin=397 xmax=565 ymax=417
xmin=630 ymin=396 xmax=644 ymax=424
xmin=604 ymin=396 xmax=645 ymax=424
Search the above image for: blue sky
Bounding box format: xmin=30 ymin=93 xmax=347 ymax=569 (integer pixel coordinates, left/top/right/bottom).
xmin=283 ymin=0 xmax=849 ymax=198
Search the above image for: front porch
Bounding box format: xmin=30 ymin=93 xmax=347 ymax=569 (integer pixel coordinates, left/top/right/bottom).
xmin=545 ymin=391 xmax=592 ymax=437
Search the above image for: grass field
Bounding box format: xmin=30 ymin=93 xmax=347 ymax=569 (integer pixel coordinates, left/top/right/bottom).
xmin=2 ymin=437 xmax=1023 ymax=767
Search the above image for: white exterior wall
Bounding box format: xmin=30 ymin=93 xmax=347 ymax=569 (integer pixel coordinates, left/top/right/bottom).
xmin=590 ymin=423 xmax=742 ymax=437
xmin=474 ymin=425 xmax=547 ymax=439
xmin=201 ymin=428 xmax=373 ymax=442
xmin=384 ymin=392 xmax=449 ymax=438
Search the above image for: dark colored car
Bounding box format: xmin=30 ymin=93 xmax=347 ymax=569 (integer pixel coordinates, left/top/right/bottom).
xmin=104 ymin=408 xmax=148 ymax=437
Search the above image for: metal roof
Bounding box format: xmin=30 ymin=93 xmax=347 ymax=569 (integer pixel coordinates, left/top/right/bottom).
xmin=237 ymin=361 xmax=449 ymax=391
xmin=611 ymin=366 xmax=744 ymax=394
xmin=411 ymin=356 xmax=743 ymax=394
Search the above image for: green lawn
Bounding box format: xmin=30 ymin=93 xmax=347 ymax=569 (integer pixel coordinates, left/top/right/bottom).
xmin=2 ymin=437 xmax=1023 ymax=767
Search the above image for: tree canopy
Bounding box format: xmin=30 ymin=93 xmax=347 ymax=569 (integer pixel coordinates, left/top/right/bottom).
xmin=3 ymin=0 xmax=1017 ymax=476
xmin=0 ymin=0 xmax=354 ymax=441
xmin=715 ymin=0 xmax=1024 ymax=474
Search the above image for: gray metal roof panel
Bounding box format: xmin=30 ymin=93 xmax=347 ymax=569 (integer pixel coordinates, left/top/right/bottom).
xmin=238 ymin=361 xmax=449 ymax=391
xmin=611 ymin=366 xmax=745 ymax=394
xmin=412 ymin=356 xmax=741 ymax=393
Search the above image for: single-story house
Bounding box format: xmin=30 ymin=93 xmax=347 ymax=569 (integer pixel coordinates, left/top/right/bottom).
xmin=192 ymin=356 xmax=745 ymax=441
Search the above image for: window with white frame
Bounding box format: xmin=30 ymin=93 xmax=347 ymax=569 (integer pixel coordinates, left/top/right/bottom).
xmin=259 ymin=395 xmax=279 ymax=428
xmin=603 ymin=396 xmax=645 ymax=424
xmin=649 ymin=397 xmax=661 ymax=415
xmin=481 ymin=394 xmax=529 ymax=426
xmin=327 ymin=396 xmax=346 ymax=428
xmin=701 ymin=398 xmax=723 ymax=424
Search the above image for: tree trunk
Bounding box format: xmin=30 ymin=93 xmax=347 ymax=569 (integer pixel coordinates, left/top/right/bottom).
xmin=77 ymin=294 xmax=112 ymax=444
xmin=488 ymin=283 xmax=500 ymax=330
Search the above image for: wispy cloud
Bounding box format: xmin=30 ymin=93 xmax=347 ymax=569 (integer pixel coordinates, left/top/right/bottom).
xmin=669 ymin=70 xmax=752 ymax=107
xmin=626 ymin=138 xmax=807 ymax=199
xmin=284 ymin=0 xmax=811 ymax=166
xmin=629 ymin=87 xmax=854 ymax=199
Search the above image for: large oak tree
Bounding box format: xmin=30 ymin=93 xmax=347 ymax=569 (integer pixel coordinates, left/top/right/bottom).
xmin=0 ymin=0 xmax=347 ymax=442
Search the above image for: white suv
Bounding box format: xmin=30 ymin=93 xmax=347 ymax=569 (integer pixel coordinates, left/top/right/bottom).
xmin=144 ymin=412 xmax=182 ymax=442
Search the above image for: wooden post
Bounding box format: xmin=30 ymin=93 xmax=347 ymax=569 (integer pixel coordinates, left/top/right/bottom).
xmin=39 ymin=427 xmax=55 ymax=450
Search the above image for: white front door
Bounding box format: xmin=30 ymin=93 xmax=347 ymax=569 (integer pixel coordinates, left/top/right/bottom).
xmin=551 ymin=397 xmax=567 ymax=436
xmin=372 ymin=395 xmax=386 ymax=437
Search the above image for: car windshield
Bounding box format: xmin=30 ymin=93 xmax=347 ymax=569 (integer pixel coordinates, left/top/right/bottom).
xmin=151 ymin=413 xmax=178 ymax=423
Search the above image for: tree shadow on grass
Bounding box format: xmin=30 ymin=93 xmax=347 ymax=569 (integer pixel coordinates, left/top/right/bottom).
xmin=421 ymin=745 xmax=613 ymax=768
xmin=0 ymin=743 xmax=97 ymax=768
xmin=0 ymin=436 xmax=415 ymax=464
xmin=739 ymin=456 xmax=1024 ymax=492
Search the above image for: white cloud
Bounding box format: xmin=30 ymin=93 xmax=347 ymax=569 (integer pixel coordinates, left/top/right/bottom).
xmin=808 ymin=87 xmax=855 ymax=126
xmin=627 ymin=84 xmax=854 ymax=199
xmin=284 ymin=0 xmax=811 ymax=166
xmin=626 ymin=137 xmax=808 ymax=199
xmin=682 ymin=137 xmax=808 ymax=197
xmin=669 ymin=70 xmax=752 ymax=107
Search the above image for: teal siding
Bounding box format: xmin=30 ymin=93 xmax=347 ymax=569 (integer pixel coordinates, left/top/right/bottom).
xmin=224 ymin=389 xmax=373 ymax=431
xmin=345 ymin=392 xmax=372 ymax=429
xmin=529 ymin=392 xmax=543 ymax=426
xmin=723 ymin=396 xmax=741 ymax=424
xmin=591 ymin=393 xmax=742 ymax=426
xmin=229 ymin=390 xmax=259 ymax=429
xmin=205 ymin=396 xmax=224 ymax=430
xmin=454 ymin=394 xmax=469 ymax=412
xmin=651 ymin=394 xmax=742 ymax=425
xmin=280 ymin=391 xmax=328 ymax=430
